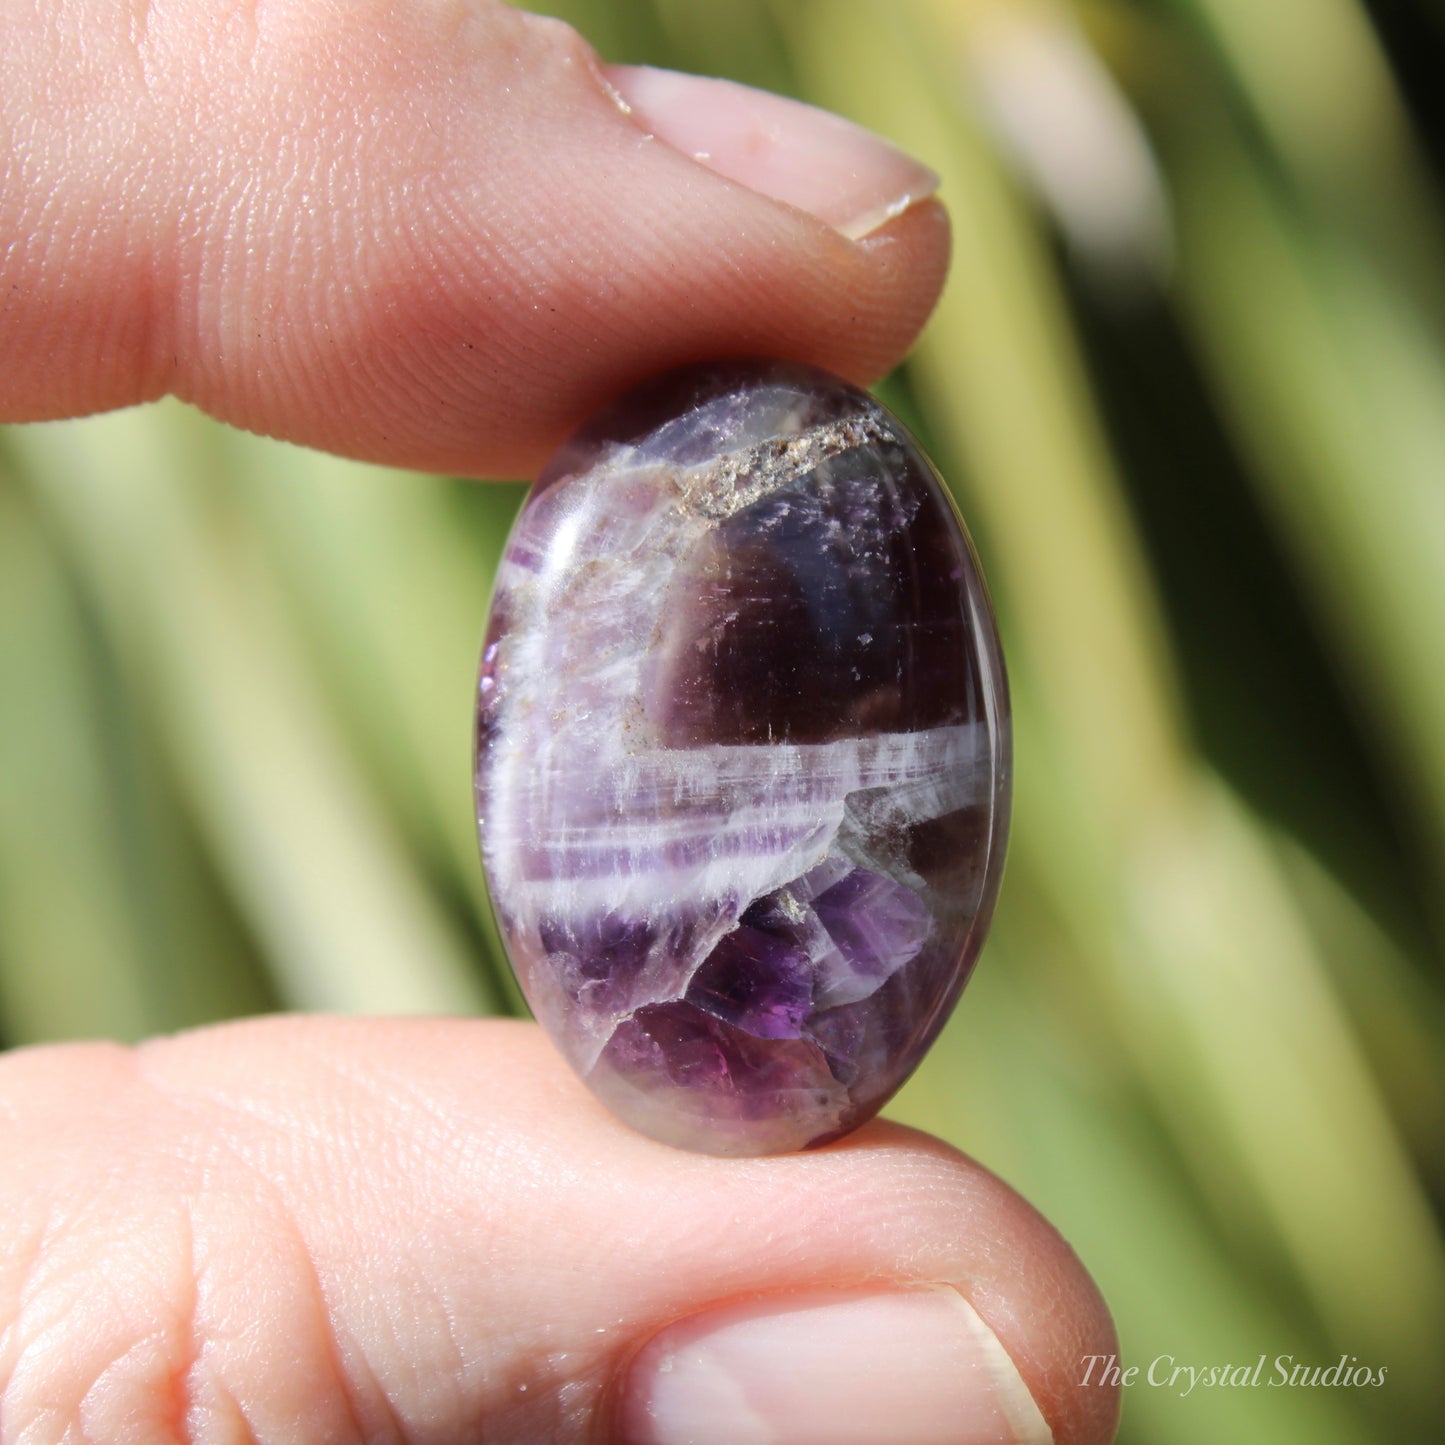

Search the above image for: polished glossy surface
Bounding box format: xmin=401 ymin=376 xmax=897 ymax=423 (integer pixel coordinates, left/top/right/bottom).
xmin=476 ymin=361 xmax=1010 ymax=1154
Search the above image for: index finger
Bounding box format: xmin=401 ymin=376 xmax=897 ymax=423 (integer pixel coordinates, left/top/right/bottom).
xmin=0 ymin=0 xmax=949 ymax=477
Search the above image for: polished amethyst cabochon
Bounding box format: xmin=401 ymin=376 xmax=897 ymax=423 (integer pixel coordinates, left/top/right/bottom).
xmin=475 ymin=361 xmax=1010 ymax=1155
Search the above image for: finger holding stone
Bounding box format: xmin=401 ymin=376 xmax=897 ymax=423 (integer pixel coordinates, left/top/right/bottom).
xmin=0 ymin=0 xmax=949 ymax=476
xmin=0 ymin=1017 xmax=1118 ymax=1444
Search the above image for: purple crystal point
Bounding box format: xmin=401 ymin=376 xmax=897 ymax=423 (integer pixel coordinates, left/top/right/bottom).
xmin=475 ymin=360 xmax=1011 ymax=1155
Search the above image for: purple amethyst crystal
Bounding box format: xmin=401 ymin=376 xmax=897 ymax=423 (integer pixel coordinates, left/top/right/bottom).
xmin=475 ymin=360 xmax=1010 ymax=1155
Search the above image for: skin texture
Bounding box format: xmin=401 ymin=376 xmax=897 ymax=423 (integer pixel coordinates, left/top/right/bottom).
xmin=0 ymin=1020 xmax=1119 ymax=1444
xmin=0 ymin=1 xmax=1121 ymax=1440
xmin=1 ymin=0 xmax=947 ymax=476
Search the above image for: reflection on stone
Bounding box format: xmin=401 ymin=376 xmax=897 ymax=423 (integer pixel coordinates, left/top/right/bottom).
xmin=476 ymin=361 xmax=1011 ymax=1155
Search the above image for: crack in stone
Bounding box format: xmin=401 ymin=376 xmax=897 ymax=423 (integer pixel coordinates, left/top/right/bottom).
xmin=673 ymin=413 xmax=895 ymax=521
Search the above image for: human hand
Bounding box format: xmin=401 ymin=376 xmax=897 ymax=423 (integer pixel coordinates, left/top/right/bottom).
xmin=1 ymin=3 xmax=1120 ymax=1441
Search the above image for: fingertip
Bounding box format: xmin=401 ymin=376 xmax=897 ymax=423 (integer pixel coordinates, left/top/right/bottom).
xmin=834 ymin=193 xmax=953 ymax=379
xmin=599 ymin=1115 xmax=1119 ymax=1445
xmin=463 ymin=193 xmax=953 ymax=480
xmin=809 ymin=1119 xmax=1123 ymax=1445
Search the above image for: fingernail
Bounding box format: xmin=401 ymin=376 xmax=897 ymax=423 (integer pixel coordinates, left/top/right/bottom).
xmin=622 ymin=1286 xmax=1054 ymax=1445
xmin=603 ymin=64 xmax=939 ymax=241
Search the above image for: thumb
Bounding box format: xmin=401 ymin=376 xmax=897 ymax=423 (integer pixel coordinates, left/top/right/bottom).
xmin=1 ymin=0 xmax=948 ymax=476
xmin=0 ymin=1017 xmax=1119 ymax=1444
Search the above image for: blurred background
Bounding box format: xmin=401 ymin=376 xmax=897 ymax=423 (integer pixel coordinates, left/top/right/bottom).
xmin=2 ymin=0 xmax=1443 ymax=1439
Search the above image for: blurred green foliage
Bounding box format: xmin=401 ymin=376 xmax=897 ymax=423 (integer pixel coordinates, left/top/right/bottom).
xmin=2 ymin=1 xmax=1444 ymax=1440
